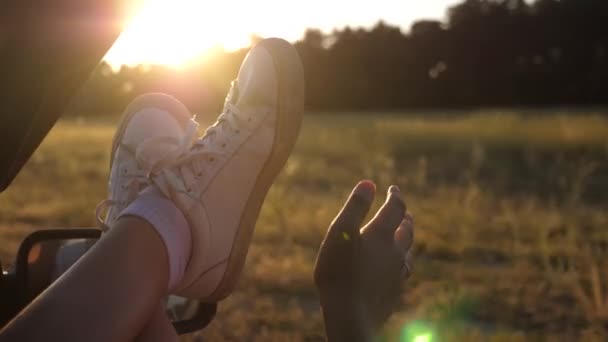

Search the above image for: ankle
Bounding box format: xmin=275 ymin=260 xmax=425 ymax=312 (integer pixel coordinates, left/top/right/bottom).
xmin=119 ymin=189 xmax=192 ymax=292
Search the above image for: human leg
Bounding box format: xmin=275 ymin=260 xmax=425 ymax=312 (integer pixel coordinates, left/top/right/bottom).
xmin=133 ymin=304 xmax=179 ymax=342
xmin=1 ymin=37 xmax=305 ymax=340
xmin=0 ymin=216 xmax=169 ymax=342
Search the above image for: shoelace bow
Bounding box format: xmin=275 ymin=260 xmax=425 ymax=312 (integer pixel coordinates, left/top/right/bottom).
xmin=95 ymin=102 xmax=247 ymax=230
xmin=95 ymin=120 xmax=199 ymax=230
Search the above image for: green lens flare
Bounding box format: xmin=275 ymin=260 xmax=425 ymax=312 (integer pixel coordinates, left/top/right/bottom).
xmin=400 ymin=321 xmax=434 ymax=342
xmin=412 ymin=333 xmax=433 ymax=342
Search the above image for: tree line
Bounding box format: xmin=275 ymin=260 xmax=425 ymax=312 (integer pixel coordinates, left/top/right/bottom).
xmin=67 ymin=0 xmax=608 ymax=116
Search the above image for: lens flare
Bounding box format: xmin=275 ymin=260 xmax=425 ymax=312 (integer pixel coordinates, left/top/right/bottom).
xmin=400 ymin=321 xmax=435 ymax=342
xmin=413 ymin=333 xmax=433 ymax=342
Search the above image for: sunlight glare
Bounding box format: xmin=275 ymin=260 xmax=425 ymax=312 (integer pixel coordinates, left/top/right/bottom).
xmin=104 ymin=0 xmax=457 ymax=68
xmin=105 ymin=0 xmax=253 ymax=67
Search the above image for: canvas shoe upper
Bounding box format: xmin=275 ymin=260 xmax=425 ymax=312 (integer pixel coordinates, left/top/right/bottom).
xmin=96 ymin=93 xmax=194 ymax=230
xmin=150 ymin=38 xmax=305 ymax=300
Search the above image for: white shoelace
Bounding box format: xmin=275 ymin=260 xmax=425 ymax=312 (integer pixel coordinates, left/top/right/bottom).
xmin=95 ymin=117 xmax=198 ymax=230
xmin=151 ymin=102 xmax=249 ymax=198
xmin=95 ymin=101 xmax=248 ymax=230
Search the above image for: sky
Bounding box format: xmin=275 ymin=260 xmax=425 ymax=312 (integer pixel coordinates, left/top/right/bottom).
xmin=104 ymin=0 xmax=460 ymax=68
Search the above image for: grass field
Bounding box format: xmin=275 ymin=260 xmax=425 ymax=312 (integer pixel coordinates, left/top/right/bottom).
xmin=1 ymin=110 xmax=608 ymax=341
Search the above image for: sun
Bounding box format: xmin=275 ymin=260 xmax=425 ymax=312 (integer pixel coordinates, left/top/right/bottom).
xmin=104 ymin=0 xmax=253 ymax=68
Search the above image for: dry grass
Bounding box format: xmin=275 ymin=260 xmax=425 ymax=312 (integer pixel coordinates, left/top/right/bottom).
xmin=1 ymin=109 xmax=608 ymax=341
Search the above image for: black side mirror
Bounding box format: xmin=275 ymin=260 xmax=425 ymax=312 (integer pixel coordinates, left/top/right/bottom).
xmin=0 ymin=229 xmax=216 ymax=335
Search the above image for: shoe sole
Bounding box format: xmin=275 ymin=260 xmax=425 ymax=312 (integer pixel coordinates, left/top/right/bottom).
xmin=204 ymin=38 xmax=305 ymax=301
xmin=109 ymin=93 xmax=193 ymax=167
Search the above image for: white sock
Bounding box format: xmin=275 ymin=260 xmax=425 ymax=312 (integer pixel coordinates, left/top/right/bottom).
xmin=119 ymin=186 xmax=191 ymax=292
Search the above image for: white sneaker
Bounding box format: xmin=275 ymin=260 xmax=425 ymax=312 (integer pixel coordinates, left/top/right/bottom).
xmin=151 ymin=38 xmax=305 ymax=300
xmin=96 ymin=93 xmax=194 ymax=230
